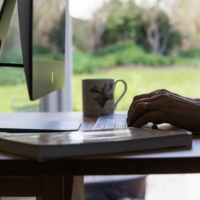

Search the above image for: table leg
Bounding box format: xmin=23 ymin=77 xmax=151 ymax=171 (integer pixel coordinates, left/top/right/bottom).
xmin=64 ymin=176 xmax=84 ymax=200
xmin=40 ymin=176 xmax=84 ymax=200
xmin=40 ymin=176 xmax=64 ymax=200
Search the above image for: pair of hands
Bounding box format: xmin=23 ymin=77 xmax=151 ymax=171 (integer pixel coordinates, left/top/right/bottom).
xmin=127 ymin=89 xmax=200 ymax=132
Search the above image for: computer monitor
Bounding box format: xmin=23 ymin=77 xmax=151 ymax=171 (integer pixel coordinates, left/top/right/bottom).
xmin=0 ymin=0 xmax=65 ymax=100
xmin=0 ymin=0 xmax=16 ymax=57
xmin=0 ymin=0 xmax=81 ymax=132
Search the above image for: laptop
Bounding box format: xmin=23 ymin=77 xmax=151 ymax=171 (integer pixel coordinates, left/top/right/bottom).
xmin=0 ymin=124 xmax=192 ymax=161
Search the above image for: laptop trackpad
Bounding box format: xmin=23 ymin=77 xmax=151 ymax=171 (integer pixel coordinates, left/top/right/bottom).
xmin=0 ymin=120 xmax=81 ymax=133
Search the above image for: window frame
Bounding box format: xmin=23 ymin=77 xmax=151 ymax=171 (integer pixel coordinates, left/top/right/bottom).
xmin=41 ymin=0 xmax=73 ymax=112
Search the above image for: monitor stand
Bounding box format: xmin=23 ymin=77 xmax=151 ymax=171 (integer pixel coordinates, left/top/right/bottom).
xmin=0 ymin=120 xmax=81 ymax=133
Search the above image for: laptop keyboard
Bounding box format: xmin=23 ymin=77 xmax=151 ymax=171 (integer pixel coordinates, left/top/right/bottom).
xmin=93 ymin=113 xmax=158 ymax=130
xmin=93 ymin=113 xmax=127 ymax=130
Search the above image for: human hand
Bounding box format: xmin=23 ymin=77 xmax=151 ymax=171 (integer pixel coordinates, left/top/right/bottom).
xmin=127 ymin=89 xmax=200 ymax=131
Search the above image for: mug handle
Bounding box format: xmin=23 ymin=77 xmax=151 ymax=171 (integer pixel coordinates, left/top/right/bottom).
xmin=114 ymin=79 xmax=127 ymax=109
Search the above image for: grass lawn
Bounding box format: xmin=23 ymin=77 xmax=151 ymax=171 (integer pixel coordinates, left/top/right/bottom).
xmin=0 ymin=84 xmax=40 ymax=112
xmin=73 ymin=66 xmax=200 ymax=111
xmin=1 ymin=66 xmax=200 ymax=112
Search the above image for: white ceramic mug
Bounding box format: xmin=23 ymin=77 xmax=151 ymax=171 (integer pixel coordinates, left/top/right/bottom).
xmin=82 ymin=78 xmax=127 ymax=117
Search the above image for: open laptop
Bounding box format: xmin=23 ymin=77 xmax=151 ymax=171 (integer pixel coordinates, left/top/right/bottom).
xmin=0 ymin=112 xmax=192 ymax=160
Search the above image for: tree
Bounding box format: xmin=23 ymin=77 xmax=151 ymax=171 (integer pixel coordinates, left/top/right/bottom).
xmin=95 ymin=0 xmax=182 ymax=55
xmin=89 ymin=0 xmax=122 ymax=51
xmin=33 ymin=0 xmax=66 ymax=49
xmin=165 ymin=0 xmax=200 ymax=50
xmin=48 ymin=10 xmax=66 ymax=53
xmin=135 ymin=6 xmax=182 ymax=55
xmin=97 ymin=0 xmax=139 ymax=47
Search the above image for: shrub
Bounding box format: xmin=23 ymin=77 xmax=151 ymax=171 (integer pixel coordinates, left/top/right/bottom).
xmin=0 ymin=48 xmax=23 ymax=63
xmin=73 ymin=50 xmax=89 ymax=73
xmin=172 ymin=57 xmax=200 ymax=67
xmin=96 ymin=40 xmax=134 ymax=56
xmin=33 ymin=46 xmax=52 ymax=55
xmin=139 ymin=54 xmax=171 ymax=66
xmin=102 ymin=41 xmax=171 ymax=67
xmin=72 ymin=41 xmax=173 ymax=74
xmin=0 ymin=48 xmax=25 ymax=86
xmin=0 ymin=68 xmax=25 ymax=86
xmin=179 ymin=49 xmax=200 ymax=59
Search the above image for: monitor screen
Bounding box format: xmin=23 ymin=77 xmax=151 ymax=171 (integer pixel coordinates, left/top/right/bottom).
xmin=18 ymin=0 xmax=65 ymax=100
xmin=0 ymin=0 xmax=16 ymax=56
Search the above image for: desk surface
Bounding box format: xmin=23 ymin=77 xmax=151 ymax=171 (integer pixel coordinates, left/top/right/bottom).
xmin=0 ymin=112 xmax=200 ymax=176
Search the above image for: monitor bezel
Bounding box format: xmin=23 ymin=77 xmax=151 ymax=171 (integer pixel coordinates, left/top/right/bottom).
xmin=0 ymin=0 xmax=65 ymax=101
xmin=0 ymin=0 xmax=17 ymax=57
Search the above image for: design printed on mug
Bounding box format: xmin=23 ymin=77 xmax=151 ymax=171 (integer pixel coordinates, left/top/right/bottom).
xmin=90 ymin=82 xmax=113 ymax=108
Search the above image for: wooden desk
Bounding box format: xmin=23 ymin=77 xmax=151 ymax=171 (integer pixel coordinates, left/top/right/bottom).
xmin=0 ymin=112 xmax=199 ymax=199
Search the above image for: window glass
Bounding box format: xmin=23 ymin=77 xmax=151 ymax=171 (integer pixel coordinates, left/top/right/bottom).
xmin=70 ymin=0 xmax=200 ymax=112
xmin=0 ymin=0 xmax=67 ymax=113
xmin=0 ymin=0 xmax=40 ymax=113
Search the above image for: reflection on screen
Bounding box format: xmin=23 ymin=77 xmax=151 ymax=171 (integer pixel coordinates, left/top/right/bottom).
xmin=33 ymin=0 xmax=66 ymax=62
